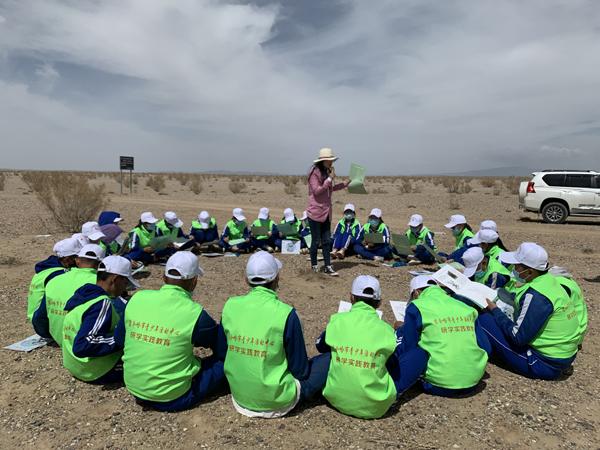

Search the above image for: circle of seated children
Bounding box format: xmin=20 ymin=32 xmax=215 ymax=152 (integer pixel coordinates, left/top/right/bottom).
xmin=26 ymin=209 xmax=588 ymax=419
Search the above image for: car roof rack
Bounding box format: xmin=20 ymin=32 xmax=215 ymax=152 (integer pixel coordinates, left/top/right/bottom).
xmin=541 ymin=169 xmax=598 ymax=173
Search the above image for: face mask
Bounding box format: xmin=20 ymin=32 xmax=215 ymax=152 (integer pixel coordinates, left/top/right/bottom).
xmin=474 ymin=270 xmax=486 ymax=280
xmin=369 ymin=219 xmax=380 ymax=228
xmin=512 ymin=269 xmax=527 ymax=284
xmin=344 ymin=213 xmax=355 ymax=221
xmin=410 ymin=226 xmax=421 ymax=235
xmin=452 ymin=227 xmax=461 ymax=236
xmin=144 ymin=223 xmax=156 ymax=232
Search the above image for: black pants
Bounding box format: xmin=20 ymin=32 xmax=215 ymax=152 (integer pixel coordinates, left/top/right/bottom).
xmin=308 ymin=217 xmax=331 ymax=267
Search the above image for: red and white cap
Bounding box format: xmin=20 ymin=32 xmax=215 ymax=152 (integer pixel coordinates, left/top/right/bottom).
xmin=468 ymin=229 xmax=499 ymax=245
xmin=233 ymin=208 xmax=246 ymax=221
xmin=198 ymin=211 xmax=211 ymax=229
xmin=77 ymin=244 xmax=106 ymax=261
xmin=410 ymin=275 xmax=435 ymax=294
xmin=445 ymin=214 xmax=467 ymax=229
xmin=369 ymin=208 xmax=382 ymax=219
xmin=500 ymin=242 xmax=549 ymax=271
xmin=164 ymin=211 xmax=183 ymax=228
xmin=82 ymin=221 xmax=106 ymax=241
xmin=408 ymin=214 xmax=423 ymax=227
xmin=480 ymin=220 xmax=498 ymax=232
xmin=351 ymin=275 xmax=381 ymax=300
xmin=98 ymin=255 xmax=140 ymax=288
xmin=165 ymin=251 xmax=204 ymax=280
xmin=140 ymin=212 xmax=159 ymax=224
xmin=246 ymin=251 xmax=282 ymax=285
xmin=258 ymin=207 xmax=270 ymax=220
xmin=53 ymin=237 xmax=82 ymax=258
xmin=283 ymin=208 xmax=295 ymax=223
xmin=462 ymin=247 xmax=485 ymax=278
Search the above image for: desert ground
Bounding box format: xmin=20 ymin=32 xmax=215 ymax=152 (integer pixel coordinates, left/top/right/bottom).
xmin=0 ymin=171 xmax=598 ymax=449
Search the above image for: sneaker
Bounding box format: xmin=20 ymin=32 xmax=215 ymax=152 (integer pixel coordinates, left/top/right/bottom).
xmin=324 ymin=265 xmax=339 ymax=276
xmin=312 ymin=265 xmax=319 ymax=273
xmin=265 ymin=245 xmax=274 ymax=253
xmin=373 ymin=256 xmax=384 ymax=262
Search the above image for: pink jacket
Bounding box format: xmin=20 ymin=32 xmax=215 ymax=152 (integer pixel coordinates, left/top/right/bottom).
xmin=306 ymin=166 xmax=347 ymax=223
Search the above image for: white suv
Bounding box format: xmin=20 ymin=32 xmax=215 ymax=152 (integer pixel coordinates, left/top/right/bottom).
xmin=519 ymin=170 xmax=600 ymax=224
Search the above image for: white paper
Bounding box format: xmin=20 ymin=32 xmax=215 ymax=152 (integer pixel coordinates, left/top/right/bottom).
xmin=281 ymin=239 xmax=301 ymax=255
xmin=338 ymin=300 xmax=383 ymax=319
xmin=495 ymin=299 xmax=515 ymax=321
xmin=4 ymin=334 xmax=50 ymax=352
xmin=389 ymin=301 xmax=408 ymax=321
xmin=432 ymin=265 xmax=497 ymax=308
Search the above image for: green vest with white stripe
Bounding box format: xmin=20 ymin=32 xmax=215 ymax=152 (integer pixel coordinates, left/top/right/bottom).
xmin=406 ymin=226 xmax=436 ymax=250
xmin=27 ymin=266 xmax=65 ymax=321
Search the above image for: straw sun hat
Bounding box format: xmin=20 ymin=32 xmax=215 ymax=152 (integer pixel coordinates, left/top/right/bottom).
xmin=313 ymin=147 xmax=339 ymax=163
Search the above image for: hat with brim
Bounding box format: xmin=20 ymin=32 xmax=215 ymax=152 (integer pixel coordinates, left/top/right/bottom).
xmin=499 ymin=242 xmax=548 ymax=271
xmin=462 ymin=247 xmax=485 ymax=278
xmin=233 ymin=208 xmax=246 ymax=222
xmin=313 ymin=147 xmax=338 ymax=163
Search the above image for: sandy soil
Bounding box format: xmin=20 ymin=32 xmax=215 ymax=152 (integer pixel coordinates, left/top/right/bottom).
xmin=0 ymin=172 xmax=599 ymax=449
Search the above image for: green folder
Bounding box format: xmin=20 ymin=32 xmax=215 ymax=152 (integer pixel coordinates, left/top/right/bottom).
xmin=277 ymin=222 xmax=297 ymax=238
xmin=423 ymin=242 xmax=444 ymax=263
xmin=348 ymin=163 xmax=367 ymax=194
xmin=251 ymin=225 xmax=269 ymax=236
xmin=364 ymin=233 xmax=385 ymax=244
xmin=149 ymin=236 xmax=174 ymax=251
xmin=304 ymin=234 xmax=312 ymax=249
xmin=228 ymin=238 xmax=246 ymax=246
xmin=391 ymin=233 xmax=411 ymax=255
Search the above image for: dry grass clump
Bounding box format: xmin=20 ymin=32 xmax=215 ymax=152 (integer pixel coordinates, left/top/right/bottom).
xmin=443 ymin=177 xmax=473 ymax=194
xmin=22 ymin=171 xmax=106 ymax=232
xmin=493 ymin=184 xmax=502 ymax=196
xmin=229 ymin=180 xmax=247 ymax=194
xmin=283 ymin=177 xmax=300 ymax=196
xmin=503 ymin=177 xmax=524 ymax=195
xmin=146 ymin=174 xmax=166 ymax=192
xmin=448 ymin=194 xmax=460 ymax=210
xmin=190 ymin=176 xmax=203 ymax=195
xmin=397 ymin=178 xmax=413 ymax=194
xmin=0 ymin=172 xmax=5 ymax=191
xmin=479 ymin=178 xmax=496 ymax=188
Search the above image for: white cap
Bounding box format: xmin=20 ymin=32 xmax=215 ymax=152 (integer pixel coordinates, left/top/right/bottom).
xmin=480 ymin=220 xmax=498 ymax=232
xmin=468 ymin=229 xmax=499 ymax=245
xmin=344 ymin=203 xmax=355 ymax=213
xmin=258 ymin=207 xmax=270 ymax=220
xmin=165 ymin=251 xmax=204 ymax=280
xmin=410 ymin=275 xmax=435 ymax=294
xmin=351 ymin=275 xmax=381 ymax=300
xmin=445 ymin=214 xmax=467 ymax=229
xmin=98 ymin=255 xmax=140 ymax=289
xmin=369 ymin=208 xmax=382 ymax=219
xmin=140 ymin=212 xmax=159 ymax=224
xmin=72 ymin=233 xmax=90 ymax=247
xmin=462 ymin=247 xmax=485 ymax=278
xmin=408 ymin=214 xmax=423 ymax=227
xmin=82 ymin=221 xmax=106 ymax=241
xmin=246 ymin=251 xmax=282 ymax=285
xmin=77 ymin=244 xmax=106 ymax=261
xmin=233 ymin=208 xmax=246 ymax=222
xmin=500 ymin=242 xmax=549 ymax=271
xmin=283 ymin=208 xmax=295 ymax=222
xmin=198 ymin=211 xmax=211 ymax=229
xmin=164 ymin=211 xmax=183 ymax=228
xmin=53 ymin=238 xmax=82 ymax=258
xmin=300 ymin=210 xmax=308 ymax=221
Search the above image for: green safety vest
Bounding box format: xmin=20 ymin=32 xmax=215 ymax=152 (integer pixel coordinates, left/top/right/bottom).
xmin=279 ymin=219 xmax=302 ymax=240
xmin=252 ymin=219 xmax=274 ymax=240
xmin=129 ymin=226 xmax=155 ymax=249
xmin=191 ymin=218 xmax=217 ymax=230
xmin=555 ymin=276 xmax=588 ymax=346
xmin=225 ymin=219 xmax=247 ymax=241
xmin=514 ymin=274 xmax=580 ymax=359
xmin=475 ymin=256 xmax=512 ymax=288
xmin=221 ymin=286 xmax=296 ymax=412
xmin=99 ymin=240 xmax=120 ymax=256
xmin=411 ymin=286 xmax=488 ymax=389
xmin=322 ymin=301 xmax=397 ymax=419
xmin=156 ymin=219 xmax=179 ymax=240
xmin=62 ymin=294 xmax=122 ymax=381
xmin=406 ymin=226 xmax=436 ymax=250
xmin=454 ymin=228 xmax=474 ymax=250
xmin=45 ymin=268 xmax=98 ymax=347
xmin=27 ymin=266 xmax=65 ymax=321
xmin=122 ymin=285 xmax=202 ymax=402
xmin=336 ymin=218 xmax=361 ymax=238
xmin=485 ymin=245 xmax=504 ymax=261
xmin=363 ymin=222 xmax=387 ymax=243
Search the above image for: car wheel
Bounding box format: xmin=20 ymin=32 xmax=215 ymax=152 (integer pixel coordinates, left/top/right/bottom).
xmin=541 ymin=202 xmax=568 ymax=224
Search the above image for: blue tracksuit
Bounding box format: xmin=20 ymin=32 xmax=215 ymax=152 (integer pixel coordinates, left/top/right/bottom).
xmin=35 ymin=255 xmax=67 ymax=287
xmin=478 ymin=286 xmax=576 ymax=380
xmin=216 ymin=309 xmax=327 ymax=402
xmin=396 ymin=301 xmax=491 ymax=397
xmin=332 ymin=219 xmax=361 ymax=255
xmin=114 ymin=298 xmax=227 ymax=411
xmin=190 ymin=225 xmax=219 ymax=245
xmin=353 ymin=224 xmax=393 ymax=260
xmin=406 ymin=230 xmax=437 ymax=264
xmin=316 ymin=326 xmax=428 ymax=397
xmin=219 ymin=223 xmax=252 ymax=252
xmin=64 ymin=284 xmax=124 ymax=383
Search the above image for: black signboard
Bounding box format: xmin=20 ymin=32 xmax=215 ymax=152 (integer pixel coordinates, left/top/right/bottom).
xmin=120 ymin=156 xmax=134 ymax=171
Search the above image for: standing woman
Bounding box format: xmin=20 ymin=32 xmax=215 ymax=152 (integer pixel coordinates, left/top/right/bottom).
xmin=306 ymin=148 xmax=349 ymax=276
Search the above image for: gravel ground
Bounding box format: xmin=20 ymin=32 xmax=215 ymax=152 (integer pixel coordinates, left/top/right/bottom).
xmin=1 ymin=173 xmax=599 ymax=449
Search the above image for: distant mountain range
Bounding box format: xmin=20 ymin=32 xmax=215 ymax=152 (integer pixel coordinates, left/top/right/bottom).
xmin=436 ymin=166 xmax=536 ymax=177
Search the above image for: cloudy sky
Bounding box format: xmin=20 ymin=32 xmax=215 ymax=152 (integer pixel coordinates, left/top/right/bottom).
xmin=0 ymin=0 xmax=599 ymax=174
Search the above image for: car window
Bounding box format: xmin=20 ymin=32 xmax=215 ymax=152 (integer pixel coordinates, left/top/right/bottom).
xmin=594 ymin=175 xmax=600 ymax=189
xmin=542 ymin=174 xmax=565 ymax=186
xmin=565 ymin=174 xmax=593 ymax=188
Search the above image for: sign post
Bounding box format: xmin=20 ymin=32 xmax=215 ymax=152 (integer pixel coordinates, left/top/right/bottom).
xmin=119 ymin=156 xmax=134 ymax=195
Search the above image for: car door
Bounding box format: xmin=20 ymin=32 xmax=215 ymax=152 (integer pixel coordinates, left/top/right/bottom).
xmin=594 ymin=175 xmax=600 ymax=212
xmin=564 ymin=174 xmax=596 ymax=214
